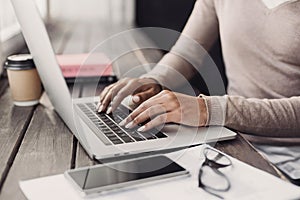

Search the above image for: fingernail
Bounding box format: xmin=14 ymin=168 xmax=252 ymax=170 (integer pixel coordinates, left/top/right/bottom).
xmin=125 ymin=121 xmax=134 ymax=129
xmin=137 ymin=126 xmax=146 ymax=132
xmin=98 ymin=105 xmax=104 ymax=113
xmin=106 ymin=107 xmax=112 ymax=114
xmin=119 ymin=120 xmax=127 ymax=126
xmin=132 ymin=96 xmax=140 ymax=103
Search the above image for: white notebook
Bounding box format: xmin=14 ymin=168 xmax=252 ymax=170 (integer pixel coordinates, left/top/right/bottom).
xmin=19 ymin=145 xmax=300 ymax=200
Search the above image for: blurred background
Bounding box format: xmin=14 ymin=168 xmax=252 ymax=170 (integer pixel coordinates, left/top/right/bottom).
xmin=0 ymin=0 xmax=196 ymax=73
xmin=0 ymin=0 xmax=226 ymax=93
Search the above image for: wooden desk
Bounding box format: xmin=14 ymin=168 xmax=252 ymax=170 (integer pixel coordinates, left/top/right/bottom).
xmin=0 ymin=22 xmax=281 ymax=200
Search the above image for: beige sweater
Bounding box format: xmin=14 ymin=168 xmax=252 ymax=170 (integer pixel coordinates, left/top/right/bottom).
xmin=143 ymin=0 xmax=300 ymax=140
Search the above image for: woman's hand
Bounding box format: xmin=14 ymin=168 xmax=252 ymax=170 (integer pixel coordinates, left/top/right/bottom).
xmin=98 ymin=77 xmax=161 ymax=114
xmin=119 ymin=90 xmax=208 ymax=132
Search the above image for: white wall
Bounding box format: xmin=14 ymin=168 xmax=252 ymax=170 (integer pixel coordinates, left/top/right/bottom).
xmin=0 ymin=0 xmax=47 ymax=42
xmin=49 ymin=0 xmax=135 ymax=24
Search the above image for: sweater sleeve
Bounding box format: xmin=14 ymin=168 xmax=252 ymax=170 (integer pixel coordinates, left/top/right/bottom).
xmin=141 ymin=0 xmax=219 ymax=89
xmin=203 ymin=95 xmax=300 ymax=137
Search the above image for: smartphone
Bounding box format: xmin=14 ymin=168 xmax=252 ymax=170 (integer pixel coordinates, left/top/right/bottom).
xmin=65 ymin=155 xmax=189 ymax=196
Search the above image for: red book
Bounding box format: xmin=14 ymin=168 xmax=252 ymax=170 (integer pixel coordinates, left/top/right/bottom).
xmin=56 ymin=53 xmax=116 ymax=83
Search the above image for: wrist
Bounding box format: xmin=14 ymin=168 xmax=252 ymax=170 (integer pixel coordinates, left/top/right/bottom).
xmin=140 ymin=77 xmax=163 ymax=92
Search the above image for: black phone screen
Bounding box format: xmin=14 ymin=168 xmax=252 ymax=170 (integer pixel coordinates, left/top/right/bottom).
xmin=68 ymin=156 xmax=186 ymax=190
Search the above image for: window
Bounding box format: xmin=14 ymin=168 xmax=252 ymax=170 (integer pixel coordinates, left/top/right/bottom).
xmin=0 ymin=0 xmax=48 ymax=74
xmin=0 ymin=0 xmax=47 ymax=42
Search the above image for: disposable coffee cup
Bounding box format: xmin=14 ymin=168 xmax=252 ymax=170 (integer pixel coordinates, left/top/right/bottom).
xmin=4 ymin=54 xmax=42 ymax=106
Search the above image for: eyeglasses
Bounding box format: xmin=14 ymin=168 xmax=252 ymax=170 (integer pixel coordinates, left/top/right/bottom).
xmin=198 ymin=147 xmax=232 ymax=199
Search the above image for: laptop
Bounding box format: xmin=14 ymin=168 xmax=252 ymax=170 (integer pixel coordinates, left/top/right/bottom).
xmin=11 ymin=0 xmax=236 ymax=160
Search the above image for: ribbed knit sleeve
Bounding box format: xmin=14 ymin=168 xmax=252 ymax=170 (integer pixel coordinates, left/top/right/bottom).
xmin=203 ymin=95 xmax=300 ymax=138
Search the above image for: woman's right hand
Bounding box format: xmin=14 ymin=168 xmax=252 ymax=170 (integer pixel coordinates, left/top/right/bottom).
xmin=98 ymin=77 xmax=162 ymax=114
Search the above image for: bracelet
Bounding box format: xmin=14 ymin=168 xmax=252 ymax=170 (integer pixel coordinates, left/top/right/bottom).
xmin=198 ymin=94 xmax=210 ymax=126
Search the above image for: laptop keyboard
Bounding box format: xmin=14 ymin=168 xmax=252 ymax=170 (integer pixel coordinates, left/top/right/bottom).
xmin=77 ymin=102 xmax=168 ymax=145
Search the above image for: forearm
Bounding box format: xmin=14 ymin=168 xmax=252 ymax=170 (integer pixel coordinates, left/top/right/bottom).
xmin=203 ymin=95 xmax=300 ymax=137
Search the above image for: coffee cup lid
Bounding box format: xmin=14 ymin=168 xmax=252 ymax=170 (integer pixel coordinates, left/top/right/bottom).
xmin=4 ymin=54 xmax=35 ymax=71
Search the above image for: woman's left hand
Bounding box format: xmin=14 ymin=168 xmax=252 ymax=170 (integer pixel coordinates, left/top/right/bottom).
xmin=119 ymin=90 xmax=208 ymax=132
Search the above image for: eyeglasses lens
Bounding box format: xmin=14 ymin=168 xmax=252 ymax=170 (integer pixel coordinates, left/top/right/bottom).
xmin=200 ymin=165 xmax=230 ymax=191
xmin=204 ymin=148 xmax=231 ymax=166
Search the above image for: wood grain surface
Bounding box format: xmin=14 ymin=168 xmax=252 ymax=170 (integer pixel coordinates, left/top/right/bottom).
xmin=0 ymin=88 xmax=36 ymax=199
